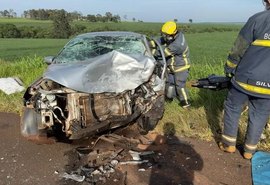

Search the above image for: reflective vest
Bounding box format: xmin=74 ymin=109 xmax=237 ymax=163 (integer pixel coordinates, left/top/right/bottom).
xmin=227 ymin=9 xmax=270 ymax=98
xmin=163 ymin=32 xmax=191 ymax=73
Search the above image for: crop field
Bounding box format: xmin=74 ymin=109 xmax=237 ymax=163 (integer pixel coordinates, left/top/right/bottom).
xmin=0 ymin=18 xmax=52 ymax=28
xmin=0 ymin=31 xmax=237 ymax=61
xmin=0 ymin=17 xmax=242 ymax=27
xmin=0 ymin=38 xmax=68 ymax=61
xmin=1 ymin=21 xmax=269 ymax=150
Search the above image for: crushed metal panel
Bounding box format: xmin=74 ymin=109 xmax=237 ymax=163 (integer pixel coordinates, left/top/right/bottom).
xmin=43 ymin=51 xmax=156 ymax=93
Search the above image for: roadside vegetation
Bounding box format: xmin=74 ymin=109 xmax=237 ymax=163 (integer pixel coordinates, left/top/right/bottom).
xmin=0 ymin=19 xmax=269 ymax=151
xmin=0 ymin=17 xmax=242 ymax=39
xmin=0 ymin=56 xmax=46 ymax=113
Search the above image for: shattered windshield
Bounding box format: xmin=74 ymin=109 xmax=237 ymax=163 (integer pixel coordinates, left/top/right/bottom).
xmin=54 ymin=34 xmax=147 ymax=64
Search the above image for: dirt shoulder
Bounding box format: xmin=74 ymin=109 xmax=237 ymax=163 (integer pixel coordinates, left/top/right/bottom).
xmin=0 ymin=112 xmax=252 ymax=185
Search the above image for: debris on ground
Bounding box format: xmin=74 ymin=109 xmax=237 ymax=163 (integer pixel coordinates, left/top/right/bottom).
xmin=96 ymin=133 xmax=141 ymax=151
xmin=60 ymin=133 xmax=157 ymax=184
xmin=61 ymin=172 xmax=85 ymax=182
xmin=129 ymin=150 xmax=155 ymax=161
xmin=0 ymin=77 xmax=24 ymax=95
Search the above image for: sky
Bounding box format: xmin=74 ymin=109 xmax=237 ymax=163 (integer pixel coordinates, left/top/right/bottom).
xmin=0 ymin=0 xmax=266 ymax=23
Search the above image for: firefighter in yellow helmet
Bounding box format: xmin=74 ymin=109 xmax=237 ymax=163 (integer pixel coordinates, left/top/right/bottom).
xmin=161 ymin=21 xmax=191 ymax=108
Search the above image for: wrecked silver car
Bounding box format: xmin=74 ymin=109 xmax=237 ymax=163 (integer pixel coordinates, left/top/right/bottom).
xmin=21 ymin=31 xmax=167 ymax=140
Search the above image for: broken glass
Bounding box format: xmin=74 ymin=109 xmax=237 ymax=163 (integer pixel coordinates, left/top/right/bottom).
xmin=54 ymin=35 xmax=147 ymax=64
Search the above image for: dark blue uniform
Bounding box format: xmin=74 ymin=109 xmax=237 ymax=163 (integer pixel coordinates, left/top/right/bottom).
xmin=163 ymin=32 xmax=191 ymax=106
xmin=222 ymin=9 xmax=270 ymax=153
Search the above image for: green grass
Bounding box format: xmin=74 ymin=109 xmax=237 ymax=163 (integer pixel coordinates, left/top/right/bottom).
xmin=186 ymin=31 xmax=238 ymax=66
xmin=0 ymin=57 xmax=47 ymax=113
xmin=0 ymin=31 xmax=238 ymax=62
xmin=0 ymin=38 xmax=68 ymax=61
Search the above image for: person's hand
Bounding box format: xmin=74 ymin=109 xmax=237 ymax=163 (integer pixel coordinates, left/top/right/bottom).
xmin=226 ymin=73 xmax=233 ymax=78
xmin=224 ymin=65 xmax=235 ymax=78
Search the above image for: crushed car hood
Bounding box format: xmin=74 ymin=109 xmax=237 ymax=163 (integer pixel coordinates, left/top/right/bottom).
xmin=44 ymin=51 xmax=156 ymax=93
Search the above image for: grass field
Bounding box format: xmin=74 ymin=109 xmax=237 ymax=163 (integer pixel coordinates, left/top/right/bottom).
xmin=0 ymin=31 xmax=238 ymax=62
xmin=1 ymin=20 xmax=269 ymax=150
xmin=0 ymin=17 xmax=242 ymax=29
xmin=0 ymin=38 xmax=68 ymax=61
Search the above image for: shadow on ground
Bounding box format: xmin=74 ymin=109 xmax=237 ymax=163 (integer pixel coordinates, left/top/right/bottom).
xmin=144 ymin=122 xmax=204 ymax=185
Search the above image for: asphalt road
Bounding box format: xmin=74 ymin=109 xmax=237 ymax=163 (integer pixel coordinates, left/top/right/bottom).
xmin=0 ymin=112 xmax=252 ymax=185
xmin=0 ymin=112 xmax=74 ymax=185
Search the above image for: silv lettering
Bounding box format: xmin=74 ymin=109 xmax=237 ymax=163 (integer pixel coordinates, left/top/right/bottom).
xmin=256 ymin=81 xmax=270 ymax=88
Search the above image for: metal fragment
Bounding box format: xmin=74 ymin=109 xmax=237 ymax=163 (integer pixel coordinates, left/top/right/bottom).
xmin=61 ymin=172 xmax=85 ymax=182
xmin=119 ymin=160 xmax=149 ymax=165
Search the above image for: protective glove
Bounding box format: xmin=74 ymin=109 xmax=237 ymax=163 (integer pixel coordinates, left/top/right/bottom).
xmin=224 ymin=64 xmax=235 ymax=78
xmin=225 ymin=72 xmax=233 ymax=78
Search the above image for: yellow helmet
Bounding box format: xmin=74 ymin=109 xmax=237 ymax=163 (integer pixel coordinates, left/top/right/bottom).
xmin=161 ymin=21 xmax=177 ymax=35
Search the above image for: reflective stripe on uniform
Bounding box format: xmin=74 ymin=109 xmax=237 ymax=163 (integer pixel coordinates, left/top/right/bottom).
xmin=150 ymin=40 xmax=155 ymax=47
xmin=226 ymin=60 xmax=237 ymax=68
xmin=236 ymin=81 xmax=270 ymax=95
xmin=173 ymin=65 xmax=190 ymax=72
xmin=164 ymin=47 xmax=176 ymax=71
xmin=244 ymin=143 xmax=257 ymax=150
xmin=222 ymin=134 xmax=237 ymax=143
xmin=182 ymin=46 xmax=189 ymax=66
xmin=252 ymin=39 xmax=270 ymax=47
xmin=180 ymin=88 xmax=188 ymax=102
xmin=164 ymin=47 xmax=172 ymax=57
xmin=165 ymin=47 xmax=190 ymax=72
xmin=152 ymin=49 xmax=157 ymax=55
xmin=174 ymin=46 xmax=190 ymax=72
xmin=150 ymin=40 xmax=157 ymax=55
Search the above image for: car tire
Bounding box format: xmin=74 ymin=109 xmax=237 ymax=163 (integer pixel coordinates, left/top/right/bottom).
xmin=137 ymin=116 xmax=159 ymax=135
xmin=137 ymin=95 xmax=165 ymax=134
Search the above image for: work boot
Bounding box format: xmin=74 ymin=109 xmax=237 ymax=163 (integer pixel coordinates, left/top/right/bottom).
xmin=165 ymin=97 xmax=174 ymax=103
xmin=218 ymin=142 xmax=236 ymax=153
xmin=180 ymin=100 xmax=191 ymax=109
xmin=243 ymin=143 xmax=256 ymax=160
xmin=243 ymin=152 xmax=253 ymax=160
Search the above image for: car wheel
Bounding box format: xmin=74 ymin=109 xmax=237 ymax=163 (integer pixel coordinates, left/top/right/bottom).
xmin=137 ymin=95 xmax=165 ymax=134
xmin=137 ymin=116 xmax=159 ymax=135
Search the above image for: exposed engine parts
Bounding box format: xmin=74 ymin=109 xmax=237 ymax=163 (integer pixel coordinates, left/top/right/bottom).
xmin=22 ymin=75 xmax=165 ymax=140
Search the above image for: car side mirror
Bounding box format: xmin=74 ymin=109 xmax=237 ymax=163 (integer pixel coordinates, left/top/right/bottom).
xmin=44 ymin=56 xmax=54 ymax=65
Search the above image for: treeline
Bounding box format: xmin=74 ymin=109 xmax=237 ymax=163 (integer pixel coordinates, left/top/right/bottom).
xmin=0 ymin=23 xmax=241 ymax=39
xmin=0 ymin=9 xmax=241 ymax=39
xmin=22 ymin=9 xmax=121 ymax=22
xmin=180 ymin=25 xmax=240 ymax=34
xmin=0 ymin=9 xmax=121 ymax=23
xmin=0 ymin=9 xmax=17 ymax=18
xmin=0 ymin=9 xmax=83 ymax=38
xmin=0 ymin=9 xmax=123 ymax=39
